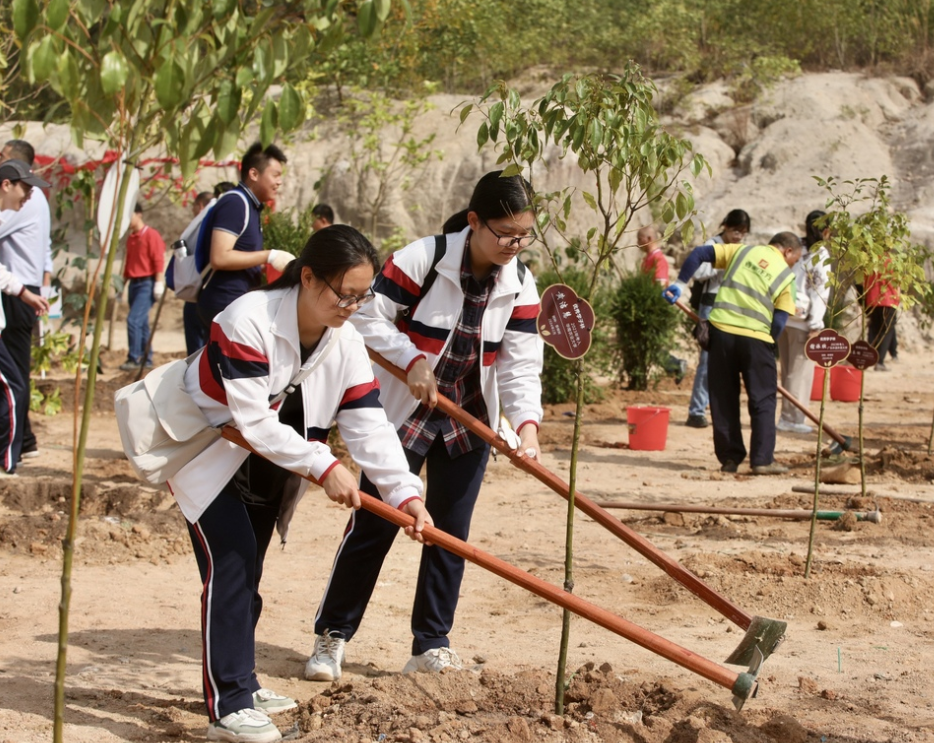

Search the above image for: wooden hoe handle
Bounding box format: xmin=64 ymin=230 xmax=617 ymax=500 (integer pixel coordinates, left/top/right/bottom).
xmin=220 ymin=425 xmax=753 ymax=700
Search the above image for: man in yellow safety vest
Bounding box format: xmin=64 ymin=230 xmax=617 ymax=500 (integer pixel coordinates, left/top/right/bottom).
xmin=663 ymin=232 xmax=802 ymax=475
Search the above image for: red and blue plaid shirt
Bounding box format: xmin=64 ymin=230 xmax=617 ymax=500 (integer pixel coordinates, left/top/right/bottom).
xmin=399 ymin=235 xmax=497 ymax=457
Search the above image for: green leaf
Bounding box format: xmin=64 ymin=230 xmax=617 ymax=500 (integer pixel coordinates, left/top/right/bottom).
xmin=212 ymin=0 xmax=236 ymax=18
xmin=253 ymin=43 xmax=269 ymax=85
xmin=155 ymin=58 xmax=186 ymax=109
xmin=458 ymin=104 xmax=473 ymax=125
xmin=661 ymin=200 xmax=674 ymax=224
xmin=47 ymin=0 xmax=70 ymax=31
xmin=76 ymin=0 xmax=106 ymax=24
xmin=30 ymin=36 xmax=57 ymax=83
xmin=55 ymin=49 xmax=79 ymax=101
xmin=374 ymin=0 xmax=391 ymax=22
xmin=477 ymin=122 xmax=489 ymax=149
xmin=271 ymin=33 xmax=289 ymax=78
xmin=501 ymin=163 xmax=522 ymax=177
xmin=260 ymin=101 xmax=278 ymax=146
xmin=358 ymin=1 xmax=377 ymax=36
xmin=278 ymin=83 xmax=303 ymax=131
xmin=215 ymin=80 xmax=240 ymax=125
xmin=582 ymin=191 xmax=597 ymax=211
xmin=12 ymin=0 xmax=39 ymax=40
xmin=489 ymin=101 xmax=503 ymax=132
xmin=682 ymin=221 xmax=694 ymax=246
xmin=100 ymin=50 xmax=129 ymax=96
xmin=213 ymin=116 xmax=240 ymax=160
xmin=236 ymin=67 xmax=254 ymax=88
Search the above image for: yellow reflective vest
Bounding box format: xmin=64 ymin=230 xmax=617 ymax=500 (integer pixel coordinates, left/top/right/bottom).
xmin=709 ymin=245 xmax=796 ymax=343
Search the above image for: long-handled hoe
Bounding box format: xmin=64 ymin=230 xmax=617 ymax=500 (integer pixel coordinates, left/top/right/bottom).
xmin=221 ymin=426 xmax=764 ymax=709
xmin=368 ymin=351 xmax=786 ymax=670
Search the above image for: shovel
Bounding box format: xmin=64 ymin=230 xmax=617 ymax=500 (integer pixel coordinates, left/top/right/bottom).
xmin=673 ymin=300 xmax=856 ymax=454
xmin=220 ymin=425 xmax=763 ymax=709
xmin=368 ymin=350 xmax=785 ymax=668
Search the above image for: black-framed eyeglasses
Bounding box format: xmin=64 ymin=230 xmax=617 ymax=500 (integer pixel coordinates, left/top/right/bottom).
xmin=481 ymin=219 xmax=539 ymax=249
xmin=323 ymin=277 xmax=375 ymax=309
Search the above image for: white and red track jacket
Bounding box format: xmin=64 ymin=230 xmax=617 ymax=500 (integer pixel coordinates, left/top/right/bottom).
xmin=167 ymin=285 xmax=423 ymax=523
xmin=351 ymin=227 xmax=544 ymax=434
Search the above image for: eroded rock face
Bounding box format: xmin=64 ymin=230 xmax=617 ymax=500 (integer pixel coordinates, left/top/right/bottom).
xmin=3 ymin=71 xmax=933 ymax=276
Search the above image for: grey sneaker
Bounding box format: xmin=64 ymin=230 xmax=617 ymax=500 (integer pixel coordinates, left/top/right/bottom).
xmin=252 ymin=688 xmax=297 ymax=714
xmin=207 ymin=708 xmax=281 ymax=743
xmin=304 ymin=631 xmax=345 ymax=681
xmin=751 ymin=462 xmax=789 ymax=476
xmin=402 ymin=647 xmax=463 ymax=674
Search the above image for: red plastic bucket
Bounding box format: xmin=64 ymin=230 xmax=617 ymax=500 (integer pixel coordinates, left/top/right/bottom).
xmin=830 ymin=365 xmax=862 ymax=402
xmin=627 ymin=406 xmax=670 ymax=451
xmin=810 ymin=366 xmax=825 ymax=401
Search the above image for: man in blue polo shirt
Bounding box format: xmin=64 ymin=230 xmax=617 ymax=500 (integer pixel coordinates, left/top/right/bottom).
xmin=195 ymin=142 xmax=294 ymax=330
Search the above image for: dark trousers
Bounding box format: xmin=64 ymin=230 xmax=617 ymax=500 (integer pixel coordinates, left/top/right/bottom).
xmin=315 ymin=436 xmax=490 ymax=655
xmin=183 ymin=301 xmax=207 ymax=355
xmin=868 ymin=305 xmax=897 ymax=364
xmin=2 ymin=290 xmax=38 ymax=453
xmin=186 ymin=481 xmax=279 ymax=721
xmin=0 ymin=339 xmax=26 ymax=474
xmin=707 ymin=325 xmax=777 ymax=468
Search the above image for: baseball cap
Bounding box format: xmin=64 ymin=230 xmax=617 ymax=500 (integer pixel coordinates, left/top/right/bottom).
xmin=0 ymin=159 xmax=50 ymax=189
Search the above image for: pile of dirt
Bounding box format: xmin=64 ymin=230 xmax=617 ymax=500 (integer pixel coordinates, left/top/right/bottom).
xmin=293 ymin=663 xmax=809 ymax=743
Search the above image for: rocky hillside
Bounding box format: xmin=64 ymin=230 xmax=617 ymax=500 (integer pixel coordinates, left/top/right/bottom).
xmin=4 ymin=70 xmax=934 ymax=266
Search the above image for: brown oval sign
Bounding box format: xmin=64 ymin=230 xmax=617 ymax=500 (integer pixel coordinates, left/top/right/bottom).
xmin=847 ymin=339 xmax=879 ymax=370
xmin=538 ymin=284 xmax=595 ymax=360
xmin=805 ymin=328 xmax=851 ymax=368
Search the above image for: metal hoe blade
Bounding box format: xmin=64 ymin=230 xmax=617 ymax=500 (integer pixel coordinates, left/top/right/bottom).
xmin=731 ymin=646 xmax=764 ymax=711
xmin=725 ymin=615 xmax=787 ymax=666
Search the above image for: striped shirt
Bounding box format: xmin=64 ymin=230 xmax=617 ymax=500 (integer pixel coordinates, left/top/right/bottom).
xmin=399 ymin=235 xmax=497 ymax=457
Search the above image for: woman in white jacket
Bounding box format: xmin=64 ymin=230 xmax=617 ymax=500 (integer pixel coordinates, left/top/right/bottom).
xmin=307 ymin=171 xmax=544 ymax=681
xmin=167 ymin=225 xmax=432 ymax=743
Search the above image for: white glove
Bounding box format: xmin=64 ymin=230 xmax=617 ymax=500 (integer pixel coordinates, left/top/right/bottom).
xmin=153 ymin=281 xmax=165 ymax=299
xmin=267 ymin=249 xmax=296 ymax=273
xmin=498 ymin=416 xmax=522 ymax=451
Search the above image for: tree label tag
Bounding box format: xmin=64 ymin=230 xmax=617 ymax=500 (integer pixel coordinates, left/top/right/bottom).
xmin=847 ymin=339 xmax=879 ymax=370
xmin=538 ymin=284 xmax=594 ymax=360
xmin=805 ymin=329 xmax=851 ymax=368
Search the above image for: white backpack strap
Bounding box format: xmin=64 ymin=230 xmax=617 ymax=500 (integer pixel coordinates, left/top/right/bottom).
xmin=269 ymin=324 xmax=343 ymax=406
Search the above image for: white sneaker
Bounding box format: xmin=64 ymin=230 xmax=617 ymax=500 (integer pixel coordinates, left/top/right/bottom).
xmin=207 ymin=708 xmax=281 ymax=743
xmin=252 ymin=688 xmax=297 ymax=714
xmin=304 ymin=631 xmax=345 ymax=681
xmin=402 ymin=647 xmax=463 ymax=674
xmin=776 ymin=419 xmax=813 ymax=434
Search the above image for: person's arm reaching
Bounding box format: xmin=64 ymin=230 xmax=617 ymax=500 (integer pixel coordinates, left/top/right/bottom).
xmin=662 ymin=244 xmax=716 ymax=303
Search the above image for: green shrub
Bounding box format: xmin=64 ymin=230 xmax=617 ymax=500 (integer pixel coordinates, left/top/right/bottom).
xmin=262 ymin=204 xmax=320 ymax=258
xmin=611 ymin=271 xmax=681 ymax=391
xmin=535 ymin=265 xmax=614 ymax=404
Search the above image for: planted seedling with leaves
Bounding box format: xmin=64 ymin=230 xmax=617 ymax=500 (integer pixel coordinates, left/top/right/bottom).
xmin=463 ymin=64 xmax=707 ymax=712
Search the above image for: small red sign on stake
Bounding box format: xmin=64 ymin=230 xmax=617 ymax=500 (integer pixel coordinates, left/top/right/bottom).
xmin=847 ymin=339 xmax=879 ymax=371
xmin=538 ymin=284 xmax=595 ymax=360
xmin=805 ymin=329 xmax=851 ymax=368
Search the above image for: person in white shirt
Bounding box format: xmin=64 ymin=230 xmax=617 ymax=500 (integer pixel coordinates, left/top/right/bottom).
xmin=0 ymin=140 xmax=54 ymax=459
xmin=0 ymin=159 xmax=51 ymax=475
xmin=777 ymin=211 xmax=831 ymax=433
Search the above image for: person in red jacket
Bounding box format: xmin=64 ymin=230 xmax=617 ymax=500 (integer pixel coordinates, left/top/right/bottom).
xmin=120 ymin=204 xmax=165 ymax=372
xmin=864 ymin=267 xmax=899 ymax=371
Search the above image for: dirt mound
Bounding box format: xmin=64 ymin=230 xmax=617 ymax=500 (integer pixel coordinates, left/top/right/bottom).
xmin=294 ymin=664 xmax=805 ymax=743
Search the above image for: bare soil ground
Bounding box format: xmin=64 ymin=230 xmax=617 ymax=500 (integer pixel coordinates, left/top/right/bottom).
xmin=2 ymin=323 xmax=934 ymax=742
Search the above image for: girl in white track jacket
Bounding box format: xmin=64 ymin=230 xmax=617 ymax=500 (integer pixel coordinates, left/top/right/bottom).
xmin=168 ymin=225 xmax=432 ymax=743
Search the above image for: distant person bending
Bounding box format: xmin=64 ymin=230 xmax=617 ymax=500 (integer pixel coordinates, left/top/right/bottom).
xmin=665 ymin=232 xmax=802 ymax=476
xmin=195 ymin=142 xmax=294 ymax=331
xmin=865 ymin=263 xmax=900 ymax=372
xmin=637 ymin=224 xmax=686 ymax=384
xmin=120 ymin=204 xmax=165 ymax=372
xmin=311 ymin=203 xmax=334 ymax=231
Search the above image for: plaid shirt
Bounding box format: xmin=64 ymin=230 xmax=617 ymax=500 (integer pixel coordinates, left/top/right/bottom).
xmin=399 ymin=235 xmax=497 ymax=457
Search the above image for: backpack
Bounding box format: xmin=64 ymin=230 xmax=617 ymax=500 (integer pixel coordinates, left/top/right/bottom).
xmin=167 ymin=190 xmax=250 ymax=303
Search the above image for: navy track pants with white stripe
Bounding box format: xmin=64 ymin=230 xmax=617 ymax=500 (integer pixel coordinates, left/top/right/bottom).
xmin=314 ymin=436 xmax=490 ymax=656
xmin=186 ymin=483 xmax=278 ymax=721
xmin=0 ymin=339 xmax=26 ymax=474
